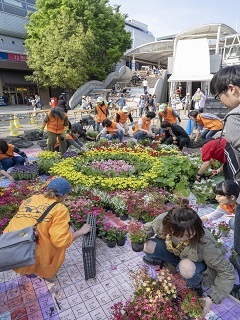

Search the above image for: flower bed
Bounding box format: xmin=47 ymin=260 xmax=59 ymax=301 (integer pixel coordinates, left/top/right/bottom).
xmin=49 ymin=145 xmax=200 ymax=191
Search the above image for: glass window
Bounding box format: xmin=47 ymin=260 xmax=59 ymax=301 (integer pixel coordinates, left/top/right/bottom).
xmin=3 ymin=0 xmax=22 ymax=7
xmin=3 ymin=3 xmax=27 ymax=16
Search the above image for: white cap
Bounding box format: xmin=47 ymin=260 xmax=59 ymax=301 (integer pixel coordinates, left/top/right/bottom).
xmin=122 ymin=106 xmax=129 ymax=113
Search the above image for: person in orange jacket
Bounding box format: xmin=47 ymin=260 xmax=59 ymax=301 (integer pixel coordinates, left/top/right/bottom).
xmin=114 ymin=106 xmax=133 ymax=136
xmin=3 ymin=177 xmax=91 ymax=279
xmin=159 ymin=103 xmax=181 ymax=125
xmin=54 ymin=126 xmax=88 ymax=152
xmin=40 ymin=107 xmax=69 ymax=154
xmin=188 ymin=110 xmax=223 ymax=143
xmin=0 ymin=139 xmax=28 ymax=173
xmin=96 ymin=119 xmax=124 ymax=142
xmin=94 ymin=96 xmax=109 ymax=132
xmin=133 ymin=112 xmax=156 ymax=141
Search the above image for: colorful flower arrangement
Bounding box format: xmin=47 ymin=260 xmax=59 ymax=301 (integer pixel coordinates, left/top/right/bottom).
xmin=191 ymin=179 xmax=216 ymax=204
xmin=217 ymin=221 xmax=231 ymax=236
xmin=10 ymin=163 xmax=39 ymax=180
xmin=49 ymin=145 xmax=200 ymax=191
xmin=127 ymin=221 xmax=147 ymax=243
xmin=110 ymin=267 xmax=204 ymax=320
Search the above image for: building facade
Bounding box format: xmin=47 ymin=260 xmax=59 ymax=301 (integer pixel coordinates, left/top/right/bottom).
xmin=0 ymin=0 xmax=38 ymax=106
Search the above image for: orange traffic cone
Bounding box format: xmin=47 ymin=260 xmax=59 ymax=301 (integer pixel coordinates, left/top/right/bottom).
xmin=9 ymin=120 xmax=20 ymax=136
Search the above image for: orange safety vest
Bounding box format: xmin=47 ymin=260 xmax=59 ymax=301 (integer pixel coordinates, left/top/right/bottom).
xmin=114 ymin=110 xmax=129 ymax=124
xmin=0 ymin=144 xmax=14 ymax=160
xmin=133 ymin=116 xmax=151 ymax=134
xmin=196 ymin=114 xmax=223 ymax=130
xmin=159 ymin=107 xmax=177 ymax=124
xmin=54 ymin=133 xmax=75 ymax=148
xmin=106 ymin=121 xmax=118 ymax=134
xmin=46 ymin=111 xmax=67 ymax=134
xmin=95 ymin=104 xmax=108 ymax=123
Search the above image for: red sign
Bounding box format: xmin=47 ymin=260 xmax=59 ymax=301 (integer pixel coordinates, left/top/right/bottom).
xmin=8 ymin=53 xmax=27 ymax=62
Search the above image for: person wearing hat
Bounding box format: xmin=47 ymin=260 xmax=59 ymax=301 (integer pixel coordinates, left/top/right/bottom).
xmin=3 ymin=177 xmax=91 ymax=279
xmin=133 ymin=112 xmax=156 ymax=142
xmin=182 ymin=93 xmax=191 ymax=115
xmin=96 ymin=119 xmax=124 ymax=142
xmin=114 ymin=106 xmax=133 ymax=136
xmin=94 ymin=96 xmax=109 ymax=132
xmin=159 ymin=103 xmax=181 ymax=125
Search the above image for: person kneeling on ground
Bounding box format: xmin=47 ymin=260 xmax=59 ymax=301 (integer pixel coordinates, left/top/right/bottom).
xmin=160 ymin=120 xmax=190 ymax=151
xmin=201 ymin=180 xmax=239 ymax=230
xmin=96 ymin=119 xmax=124 ymax=142
xmin=114 ymin=106 xmax=133 ymax=137
xmin=133 ymin=111 xmax=156 ymax=142
xmin=3 ymin=177 xmax=91 ymax=279
xmin=0 ymin=139 xmax=29 ymax=173
xmin=54 ymin=126 xmax=88 ymax=152
xmin=143 ymin=200 xmax=235 ymax=318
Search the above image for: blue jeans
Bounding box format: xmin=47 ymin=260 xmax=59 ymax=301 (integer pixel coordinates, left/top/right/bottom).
xmin=1 ymin=156 xmax=25 ymax=171
xmin=95 ymin=122 xmax=101 ymax=132
xmin=102 ymin=130 xmax=123 ymax=142
xmin=145 ymin=237 xmax=207 ymax=289
xmin=134 ymin=131 xmax=149 ymax=142
xmin=201 ymin=129 xmax=219 ymax=142
xmin=139 ymin=107 xmax=144 ymax=117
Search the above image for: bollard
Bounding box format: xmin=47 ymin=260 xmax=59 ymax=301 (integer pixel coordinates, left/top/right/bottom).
xmin=186 ymin=119 xmax=192 ymax=135
xmin=9 ymin=119 xmax=20 ymax=136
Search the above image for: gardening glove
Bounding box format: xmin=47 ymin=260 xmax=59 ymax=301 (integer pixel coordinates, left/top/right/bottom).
xmin=24 ymin=157 xmax=29 ymax=165
xmin=209 ymin=169 xmax=220 ymax=178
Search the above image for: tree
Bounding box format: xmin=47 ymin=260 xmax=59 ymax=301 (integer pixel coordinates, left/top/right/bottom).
xmin=25 ymin=0 xmax=132 ymax=90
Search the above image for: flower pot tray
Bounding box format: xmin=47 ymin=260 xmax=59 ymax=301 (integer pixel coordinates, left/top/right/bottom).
xmin=82 ymin=214 xmax=97 ymax=280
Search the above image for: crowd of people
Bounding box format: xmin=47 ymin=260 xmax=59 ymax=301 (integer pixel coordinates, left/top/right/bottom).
xmin=2 ymin=65 xmax=240 ymax=319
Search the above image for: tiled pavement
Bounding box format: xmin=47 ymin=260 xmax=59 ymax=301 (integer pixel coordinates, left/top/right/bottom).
xmin=1 ymin=150 xmax=240 ymax=319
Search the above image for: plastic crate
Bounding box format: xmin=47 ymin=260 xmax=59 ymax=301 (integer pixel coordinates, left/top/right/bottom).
xmin=82 ymin=214 xmax=97 ymax=280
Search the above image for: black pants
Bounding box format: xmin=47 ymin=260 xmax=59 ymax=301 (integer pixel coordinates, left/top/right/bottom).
xmin=165 ymin=137 xmax=189 ymax=150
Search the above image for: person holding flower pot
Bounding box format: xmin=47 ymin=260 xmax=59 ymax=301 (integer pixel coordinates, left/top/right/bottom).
xmin=3 ymin=177 xmax=90 ymax=279
xmin=143 ymin=200 xmax=235 ymax=318
xmin=201 ymin=180 xmax=240 ymax=230
xmin=133 ymin=111 xmax=156 ymax=142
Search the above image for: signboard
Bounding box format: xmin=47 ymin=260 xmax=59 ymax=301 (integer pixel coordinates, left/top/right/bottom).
xmin=8 ymin=53 xmax=27 ymax=62
xmin=0 ymin=96 xmax=7 ymax=106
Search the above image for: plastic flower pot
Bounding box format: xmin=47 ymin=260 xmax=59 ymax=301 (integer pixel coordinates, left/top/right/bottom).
xmin=106 ymin=240 xmax=117 ymax=248
xmin=117 ymin=237 xmax=126 ymax=246
xmin=131 ymin=241 xmax=144 ymax=252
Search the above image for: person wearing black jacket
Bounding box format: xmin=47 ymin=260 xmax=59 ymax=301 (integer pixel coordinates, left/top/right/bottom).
xmin=160 ymin=120 xmax=190 ymax=151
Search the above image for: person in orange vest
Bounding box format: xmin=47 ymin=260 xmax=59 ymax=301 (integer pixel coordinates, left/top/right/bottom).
xmin=188 ymin=110 xmax=223 ymax=143
xmin=114 ymin=106 xmax=133 ymax=136
xmin=159 ymin=103 xmax=181 ymax=125
xmin=201 ymin=180 xmax=239 ymax=229
xmin=96 ymin=119 xmax=124 ymax=142
xmin=40 ymin=107 xmax=69 ymax=155
xmin=3 ymin=177 xmax=91 ymax=278
xmin=133 ymin=112 xmax=156 ymax=142
xmin=0 ymin=139 xmax=28 ymax=174
xmin=94 ymin=96 xmax=109 ymax=132
xmin=54 ymin=126 xmax=88 ymax=152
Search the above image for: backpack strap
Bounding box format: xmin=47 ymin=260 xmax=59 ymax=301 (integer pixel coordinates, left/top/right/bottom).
xmin=34 ymin=202 xmax=59 ymax=227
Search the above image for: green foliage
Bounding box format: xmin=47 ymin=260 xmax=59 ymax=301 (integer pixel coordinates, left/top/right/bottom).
xmin=25 ymin=0 xmax=132 ymax=89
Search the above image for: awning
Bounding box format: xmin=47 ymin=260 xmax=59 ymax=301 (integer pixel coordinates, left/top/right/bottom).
xmin=168 ymin=38 xmax=213 ymax=82
xmin=169 ymin=74 xmax=213 ymax=82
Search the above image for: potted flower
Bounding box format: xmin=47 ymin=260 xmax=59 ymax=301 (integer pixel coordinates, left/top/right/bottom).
xmin=116 ymin=225 xmax=128 ymax=246
xmin=218 ymin=221 xmax=231 ymax=237
xmin=180 ymin=291 xmax=205 ymax=319
xmin=127 ymin=221 xmax=147 ymax=252
xmin=104 ymin=225 xmax=118 ymax=248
